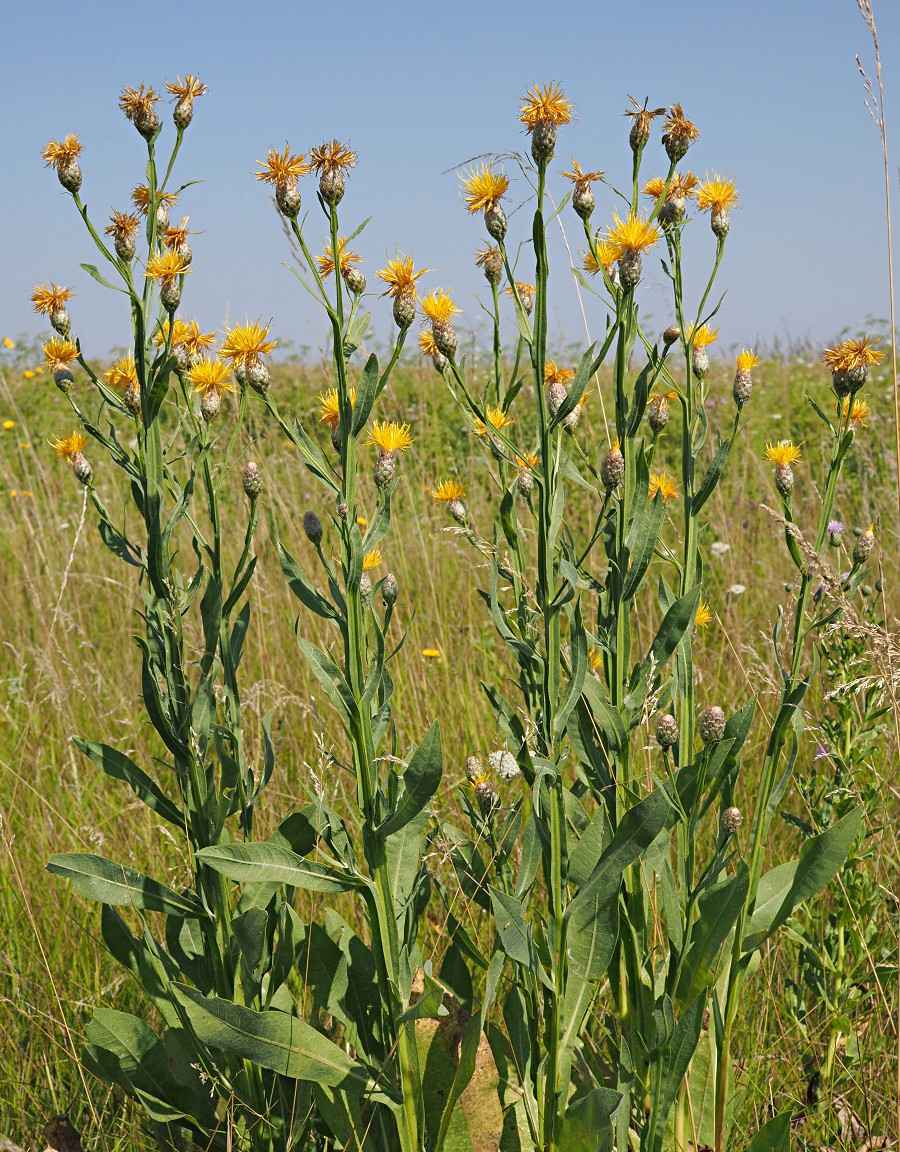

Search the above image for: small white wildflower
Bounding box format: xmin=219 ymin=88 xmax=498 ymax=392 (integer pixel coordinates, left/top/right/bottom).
xmin=727 ymin=583 xmax=747 ymax=596
xmin=489 ymin=750 xmax=521 ymax=780
xmin=710 ymin=541 xmax=731 ymax=558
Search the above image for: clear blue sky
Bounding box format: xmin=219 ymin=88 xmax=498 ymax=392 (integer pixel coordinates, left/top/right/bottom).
xmin=3 ymin=0 xmax=898 ymax=361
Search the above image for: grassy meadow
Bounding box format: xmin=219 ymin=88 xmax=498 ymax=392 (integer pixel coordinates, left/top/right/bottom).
xmin=0 ymin=337 xmax=897 ymax=1150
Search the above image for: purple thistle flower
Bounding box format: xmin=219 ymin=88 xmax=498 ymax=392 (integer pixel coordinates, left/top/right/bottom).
xmin=828 ymin=519 xmax=844 ymax=546
xmin=813 ymin=742 xmax=830 ymax=760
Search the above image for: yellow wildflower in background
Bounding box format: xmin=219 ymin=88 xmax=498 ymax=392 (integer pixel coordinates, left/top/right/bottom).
xmin=220 ymin=321 xmax=277 ymax=367
xmin=430 ymin=479 xmax=467 ymax=503
xmin=419 ymin=330 xmax=441 ymax=358
xmin=420 ymin=289 xmax=461 ymax=324
xmin=764 ymin=441 xmax=802 ymax=467
xmin=105 ymin=355 xmax=139 ymax=390
xmin=604 ymin=212 xmax=661 ymax=257
xmin=649 ymin=473 xmax=679 ymax=502
xmin=362 ymin=548 xmax=383 ymax=571
xmin=317 ymin=237 xmax=362 ymax=278
xmin=474 ymin=406 xmax=514 ymax=436
xmin=515 ymin=451 xmax=540 ymax=470
xmin=255 ymin=144 xmax=309 ymax=186
xmin=43 ymin=338 xmax=78 ymax=370
xmin=41 ymin=135 xmax=82 ymax=171
xmin=31 ymin=283 xmax=74 ymax=316
xmin=2 ymin=421 xmax=14 ymax=431
xmin=367 ymin=421 xmax=413 ymax=454
xmin=188 ymin=357 xmax=233 ymax=397
xmin=519 ymin=83 xmax=574 ymax=131
xmin=460 ymin=165 xmax=510 ymax=212
xmin=736 ymin=349 xmax=760 ymax=372
xmin=3 ymin=338 xmax=14 ymax=350
xmin=422 ymin=648 xmax=442 ymax=659
xmin=318 ymin=387 xmax=357 ymax=428
xmin=695 ymin=600 xmax=714 ymax=630
xmin=50 ymin=431 xmax=86 ymax=460
xmin=545 ymin=361 xmax=575 ymax=385
xmin=145 ymin=251 xmax=191 ymax=285
xmin=377 ymin=256 xmax=428 ymax=300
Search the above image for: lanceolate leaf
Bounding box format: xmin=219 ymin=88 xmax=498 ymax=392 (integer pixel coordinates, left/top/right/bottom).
xmin=379 ymin=720 xmax=443 ymax=837
xmin=73 ymin=737 xmax=183 ymax=827
xmin=47 ymin=853 xmax=206 ymax=918
xmin=196 ymin=842 xmax=361 ymax=893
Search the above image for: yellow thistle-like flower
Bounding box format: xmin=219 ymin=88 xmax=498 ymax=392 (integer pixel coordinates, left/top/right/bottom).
xmin=255 ymin=144 xmax=309 ymax=187
xmin=460 ymin=164 xmax=510 ymax=213
xmin=562 ymin=158 xmax=604 ymax=188
xmin=589 ymin=649 xmax=604 ymax=673
xmin=625 ymin=96 xmax=666 ymax=142
xmin=545 ymin=360 xmax=575 ymax=385
xmin=519 ymin=82 xmax=574 ymax=131
xmin=165 ymin=74 xmax=208 ymax=101
xmin=642 ymin=177 xmax=667 ymax=200
xmin=43 ymin=338 xmax=78 ymax=370
xmin=695 ymin=599 xmax=714 ymax=629
xmin=663 ymin=104 xmax=700 ymax=149
xmin=309 ymin=139 xmax=357 ymax=175
xmin=317 ymin=236 xmax=362 ymax=278
xmin=41 ymin=135 xmax=82 ymax=170
xmin=420 ymin=289 xmax=461 ymax=324
xmin=105 ymin=210 xmax=141 ymax=240
xmin=649 ymin=472 xmax=679 ymax=502
xmin=377 ymin=256 xmax=429 ymax=300
xmin=430 ymin=479 xmax=467 ymax=502
xmin=671 ymin=170 xmax=700 ymax=198
xmin=184 ymin=320 xmax=217 ymax=357
xmin=688 ymin=323 xmax=719 ymax=350
xmin=515 ymin=451 xmax=540 ymax=470
xmin=650 ymin=389 xmax=679 ymax=404
xmin=838 ymin=397 xmax=871 ymax=427
xmin=318 ymin=387 xmax=357 ymax=429
xmin=164 ymin=217 xmax=199 ymax=250
xmin=475 ymin=244 xmax=502 ymax=268
xmin=131 ymin=185 xmax=179 ymax=216
xmin=50 ymin=431 xmax=86 ymax=460
xmin=764 ymin=441 xmax=802 ymax=467
xmin=419 ymin=330 xmax=441 ymax=358
xmin=105 ymin=355 xmax=138 ymax=390
xmin=696 ymin=173 xmax=739 ymax=214
xmin=119 ymin=84 xmax=160 ymax=122
xmin=31 ymin=282 xmax=74 ymax=315
xmin=154 ymin=319 xmax=190 ymax=348
xmin=362 ymin=547 xmax=383 ymax=572
xmin=736 ymin=349 xmax=760 ymax=372
xmin=367 ymin=421 xmax=413 ymax=454
xmin=188 ymin=356 xmax=234 ymax=396
xmin=145 ymin=251 xmax=191 ymax=285
xmin=605 ymin=212 xmax=661 ymax=256
xmin=474 ymin=406 xmax=514 ymax=436
xmin=505 ymin=281 xmax=536 ymax=303
xmin=823 ymin=335 xmax=885 ymax=374
xmin=220 ymin=321 xmax=277 ymax=366
xmin=583 ymin=239 xmax=619 ymax=276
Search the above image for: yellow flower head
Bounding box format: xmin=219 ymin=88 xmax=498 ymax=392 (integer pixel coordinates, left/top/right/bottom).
xmin=838 ymin=397 xmax=871 ymax=427
xmin=696 ymin=173 xmax=739 ymax=214
xmin=145 ymin=250 xmax=192 ymax=285
xmin=823 ymin=335 xmax=885 ymax=374
xmin=561 ymin=158 xmax=604 ymax=189
xmin=474 ymin=406 xmax=514 ymax=436
xmin=119 ymin=84 xmax=160 ymax=122
xmin=377 ymin=256 xmax=429 ymax=300
xmin=362 ymin=547 xmax=383 ymax=572
xmin=589 ymin=649 xmax=604 ymax=672
xmin=605 ymin=212 xmax=661 ymax=257
xmin=688 ymin=323 xmax=719 ymax=350
xmin=131 ymin=185 xmax=179 ymax=216
xmin=642 ymin=177 xmax=667 ymax=200
xmin=43 ymin=338 xmax=78 ymax=370
xmin=649 ymin=472 xmax=679 ymax=502
xmin=460 ymin=164 xmax=510 ymax=213
xmin=188 ymin=356 xmax=234 ymax=397
xmin=764 ymin=441 xmax=802 ymax=467
xmin=318 ymin=386 xmax=357 ymax=429
xmin=420 ymin=289 xmax=461 ymax=324
xmin=3 ymin=338 xmax=14 ymax=349
xmin=515 ymin=451 xmax=540 ymax=470
xmin=104 ymin=355 xmax=138 ymax=391
xmin=164 ymin=217 xmax=199 ymax=250
xmin=41 ymin=135 xmax=82 ymax=171
xmin=105 ymin=210 xmax=141 ymax=241
xmin=317 ymin=236 xmax=362 ymax=278
xmin=154 ymin=319 xmax=190 ymax=349
xmin=31 ymin=282 xmax=74 ymax=316
xmin=670 ymin=170 xmax=700 ymax=199
xmin=255 ymin=144 xmax=309 ymax=187
xmin=309 ymin=139 xmax=357 ymax=175
xmin=695 ymin=599 xmax=714 ymax=630
xmin=736 ymin=349 xmax=760 ymax=372
xmin=184 ymin=319 xmax=217 ymax=357
xmin=419 ymin=330 xmax=441 ymax=358
xmin=519 ymin=83 xmax=574 ymax=132
xmin=505 ymin=282 xmax=536 ymax=307
xmin=51 ymin=431 xmax=86 ymax=460
xmin=475 ymin=244 xmax=501 ymax=268
xmin=583 ymin=239 xmax=619 ymax=276
xmin=165 ymin=74 xmax=208 ymax=102
xmin=367 ymin=420 xmax=413 ymax=454
xmin=220 ymin=321 xmax=277 ymax=367
xmin=545 ymin=360 xmax=575 ymax=385
xmin=422 ymin=647 xmax=442 ymax=660
xmin=430 ymin=479 xmax=467 ymax=502
xmin=663 ymin=103 xmax=700 ymax=149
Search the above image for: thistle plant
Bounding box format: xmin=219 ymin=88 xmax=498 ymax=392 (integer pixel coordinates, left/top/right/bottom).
xmin=430 ymin=86 xmax=861 ymax=1152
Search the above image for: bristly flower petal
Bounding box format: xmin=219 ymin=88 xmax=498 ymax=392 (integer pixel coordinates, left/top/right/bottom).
xmin=460 ymin=165 xmax=510 ymax=213
xmin=519 ymin=83 xmax=574 ymax=131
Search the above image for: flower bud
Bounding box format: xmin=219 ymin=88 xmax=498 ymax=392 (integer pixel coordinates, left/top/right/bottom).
xmin=319 ymin=169 xmax=345 ymax=207
xmin=359 ymin=571 xmax=373 ymax=603
xmin=655 ymin=713 xmax=678 ymax=748
xmin=173 ymin=98 xmax=194 ymax=131
xmin=489 ymin=750 xmax=521 ymax=780
xmin=58 ymin=160 xmax=83 ymax=194
xmin=53 ymin=367 xmax=74 ymax=393
xmin=692 ymin=346 xmax=710 ymax=380
xmin=475 ymin=780 xmax=500 ymax=818
xmin=276 ymin=183 xmax=302 ymax=219
xmin=531 ymin=121 xmax=558 ymax=166
xmin=601 ymin=444 xmax=625 ymax=490
xmin=242 ymin=461 xmax=263 ymax=500
xmin=123 ymin=381 xmax=142 ymax=415
xmin=547 ymin=382 xmax=567 ymax=418
xmin=303 ymin=510 xmax=323 ymax=545
xmin=432 ymin=352 xmax=449 ymax=375
xmin=617 ymin=250 xmax=642 ymax=293
xmin=853 ymin=525 xmax=875 ymax=565
xmin=733 ymin=370 xmax=752 ymax=408
xmin=331 ymin=424 xmax=342 ymax=452
xmin=432 ymin=320 xmax=457 ymax=360
xmin=200 ymin=390 xmax=220 ymax=423
xmin=114 ymin=232 xmax=136 ymax=262
xmin=393 ymin=295 xmax=415 ymax=329
xmin=155 ymin=201 xmax=171 ymax=232
xmin=247 ymin=360 xmax=271 ymax=396
xmin=699 ymin=706 xmax=726 ymax=745
xmin=381 ymin=572 xmax=398 ymax=607
xmin=465 ymin=755 xmax=483 ymax=784
xmin=343 ymin=267 xmax=366 ymax=296
xmin=573 ymin=185 xmax=595 ymax=220
xmin=50 ymin=308 xmax=71 ymax=338
xmin=374 ymin=451 xmax=396 ymax=490
xmin=448 ymin=498 xmax=467 ymax=524
xmin=136 ymin=107 xmax=160 ymax=141
xmin=711 ymin=207 xmax=730 ymax=240
xmin=721 ymin=806 xmax=743 ymax=835
xmin=480 ymin=249 xmax=503 ymax=286
xmin=70 ymin=452 xmax=93 ymax=486
xmin=663 ymin=325 xmax=681 ymax=348
xmin=517 ymin=469 xmax=534 ymax=497
xmin=160 ymin=280 xmax=181 ymax=313
xmin=518 ymin=285 xmax=535 ymax=315
xmin=774 ymin=464 xmax=794 ymax=499
xmin=647 ymin=395 xmax=670 ymax=434
xmin=484 ymin=203 xmax=507 ymax=243
xmin=831 ymin=370 xmax=851 ymax=398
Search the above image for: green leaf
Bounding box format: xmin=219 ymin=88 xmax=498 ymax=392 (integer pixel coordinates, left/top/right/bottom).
xmin=657 ymin=994 xmax=706 ymax=1130
xmin=649 ymin=585 xmax=702 ymax=670
xmin=47 ymin=853 xmax=206 ymax=917
xmin=622 ymin=491 xmax=666 ymax=600
xmin=196 ymin=842 xmax=360 ymax=893
xmin=559 ymin=1087 xmax=622 ymax=1152
xmin=72 ymin=737 xmax=183 ymax=827
xmin=351 ymin=352 xmax=380 ymax=434
xmin=173 ymin=983 xmax=392 ymax=1098
xmin=554 ymin=601 xmax=588 ymax=739
xmin=746 ymin=1112 xmax=791 ymax=1152
xmin=693 ymin=437 xmax=731 ymax=515
xmin=343 ymin=310 xmax=371 ymax=358
xmin=676 ymin=866 xmax=749 ymax=1004
xmin=80 ymin=261 xmax=129 ymax=294
xmin=489 ymin=887 xmax=531 ymax=966
xmin=380 ymin=720 xmax=442 ymax=836
xmin=743 ymin=807 xmax=863 ymax=952
xmin=297 ymin=635 xmax=356 ymax=726
xmin=549 ymin=345 xmax=594 ymax=432
xmin=279 ymin=542 xmax=341 ymax=622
